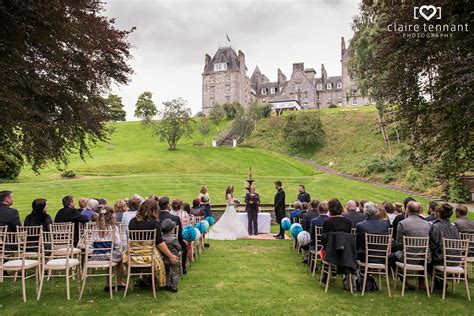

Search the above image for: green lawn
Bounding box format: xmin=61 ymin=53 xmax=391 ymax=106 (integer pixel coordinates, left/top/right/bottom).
xmin=0 ymin=234 xmax=472 ymax=315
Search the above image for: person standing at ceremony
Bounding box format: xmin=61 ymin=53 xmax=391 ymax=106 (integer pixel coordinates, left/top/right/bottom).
xmin=296 ymin=185 xmax=311 ymax=203
xmin=245 ymin=185 xmax=260 ymax=235
xmin=24 ymin=198 xmax=52 ymax=232
xmin=273 ymin=181 xmax=286 ymax=239
xmin=55 ymin=195 xmax=88 ymax=246
xmin=198 ymin=185 xmax=211 ymax=217
xmin=0 ymin=190 xmax=21 ymax=232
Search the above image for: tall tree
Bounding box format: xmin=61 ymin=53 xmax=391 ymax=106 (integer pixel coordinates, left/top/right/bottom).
xmin=351 ymin=0 xmax=473 ymax=197
xmin=154 ymin=98 xmax=193 ymax=150
xmin=209 ymin=105 xmax=225 ymax=132
xmin=0 ymin=1 xmax=134 ymax=172
xmin=105 ymin=94 xmax=127 ymax=121
xmin=199 ymin=121 xmax=210 ymax=146
xmin=134 ymin=91 xmax=157 ymax=125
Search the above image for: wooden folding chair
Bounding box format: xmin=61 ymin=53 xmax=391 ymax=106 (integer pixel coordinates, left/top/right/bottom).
xmin=79 ymin=228 xmax=117 ymax=300
xmin=460 ymin=233 xmax=474 ymax=277
xmin=357 ymin=233 xmax=392 ymax=297
xmin=37 ymin=230 xmax=81 ymax=300
xmin=309 ymin=226 xmax=322 ymax=276
xmin=0 ymin=231 xmax=40 ymax=302
xmin=431 ymin=238 xmax=470 ymax=301
xmin=124 ymin=229 xmax=157 ymax=298
xmin=320 ymin=259 xmax=353 ymax=294
xmin=119 ymin=223 xmax=128 ymax=252
xmin=49 ymin=223 xmax=82 ymax=276
xmin=394 ymin=236 xmax=430 ymax=297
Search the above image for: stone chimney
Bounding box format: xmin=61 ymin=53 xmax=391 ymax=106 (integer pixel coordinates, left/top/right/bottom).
xmin=321 ymin=64 xmax=327 ymax=83
xmin=292 ymin=62 xmax=304 ymax=74
xmin=341 ymin=37 xmax=346 ymax=59
xmin=238 ymin=50 xmax=246 ymax=71
xmin=205 ymin=54 xmax=211 ymax=66
xmin=304 ymin=68 xmax=316 ymax=83
xmin=277 ymin=68 xmax=287 ymax=84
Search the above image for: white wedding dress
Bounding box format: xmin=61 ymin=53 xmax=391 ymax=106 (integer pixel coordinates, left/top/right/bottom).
xmin=208 ymin=195 xmax=249 ymax=240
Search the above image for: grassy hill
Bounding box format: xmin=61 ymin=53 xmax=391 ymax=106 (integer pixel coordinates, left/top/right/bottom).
xmin=1 ymin=115 xmax=436 ymax=219
xmin=246 ymin=106 xmax=442 ymax=196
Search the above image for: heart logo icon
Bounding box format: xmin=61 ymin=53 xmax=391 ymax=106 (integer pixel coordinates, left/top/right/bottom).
xmin=419 ymin=5 xmax=437 ymax=21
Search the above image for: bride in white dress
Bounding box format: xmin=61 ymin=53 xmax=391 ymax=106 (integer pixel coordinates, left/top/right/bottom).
xmin=208 ymin=185 xmax=249 ymax=240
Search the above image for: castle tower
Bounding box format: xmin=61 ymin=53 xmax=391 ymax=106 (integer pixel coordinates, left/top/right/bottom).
xmin=202 ymin=46 xmax=250 ymax=115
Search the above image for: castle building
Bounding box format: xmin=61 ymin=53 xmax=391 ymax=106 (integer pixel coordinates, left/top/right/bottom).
xmin=202 ymin=37 xmax=372 ymax=114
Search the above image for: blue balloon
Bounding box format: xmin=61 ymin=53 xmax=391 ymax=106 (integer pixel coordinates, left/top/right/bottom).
xmin=205 ymin=216 xmax=215 ymax=226
xmin=195 ymin=221 xmax=207 ymax=234
xmin=182 ymin=225 xmax=197 ymax=241
xmin=281 ymin=217 xmax=291 ymax=230
xmin=290 ymin=224 xmax=303 ymax=238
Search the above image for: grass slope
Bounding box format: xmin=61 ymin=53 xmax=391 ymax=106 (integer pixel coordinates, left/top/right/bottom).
xmin=0 ymin=237 xmax=472 ymax=315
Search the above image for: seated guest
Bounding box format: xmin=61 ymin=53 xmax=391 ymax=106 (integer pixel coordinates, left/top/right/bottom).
xmin=121 ymin=195 xmax=141 ymax=226
xmin=96 ymin=198 xmax=108 ymax=212
xmin=323 ymin=199 xmax=352 ymax=234
xmin=182 ymin=202 xmax=194 ymax=260
xmin=113 ymin=199 xmax=128 ymax=223
xmin=0 ymin=190 xmax=21 ymax=232
xmin=191 ymin=199 xmax=204 ymax=216
xmin=295 ymin=202 xmax=309 ymax=224
xmin=356 ymin=202 xmax=390 ymax=262
xmin=182 ymin=202 xmax=192 ymax=225
xmin=310 ymin=202 xmax=329 ymax=245
xmin=343 ymin=200 xmax=366 ymax=228
xmin=24 ymin=198 xmax=52 ymax=231
xmin=78 ymin=197 xmax=89 ymax=213
xmin=289 ymin=202 xmax=302 ymax=224
xmin=55 ymin=195 xmax=88 ymax=246
xmin=302 ymin=200 xmax=320 ymax=232
xmin=90 ymin=206 xmax=125 ymax=291
xmin=454 ymin=205 xmax=474 ymax=233
xmin=424 ymin=201 xmax=438 ymax=223
xmin=391 ymin=197 xmax=416 ymax=241
xmin=384 ymin=203 xmax=397 ymax=225
xmin=377 ymin=205 xmax=390 ymax=223
xmin=394 ymin=202 xmax=403 ymax=215
xmin=359 ymin=199 xmax=367 ymax=214
xmin=429 ymin=203 xmax=460 ymax=289
xmin=170 ymin=199 xmax=190 ymax=227
xmin=161 ymin=218 xmax=182 ymax=293
xmin=81 ymin=199 xmax=99 ymax=221
xmin=128 ymin=199 xmax=179 ymax=289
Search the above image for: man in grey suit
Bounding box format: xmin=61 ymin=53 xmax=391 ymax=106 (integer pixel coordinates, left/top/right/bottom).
xmin=454 ymin=205 xmax=474 ymax=233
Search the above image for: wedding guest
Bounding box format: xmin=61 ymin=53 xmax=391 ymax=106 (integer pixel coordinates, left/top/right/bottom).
xmin=391 ymin=197 xmax=416 ymax=241
xmin=161 ymin=218 xmax=181 ymax=293
xmin=295 ymin=202 xmax=309 ymax=223
xmin=0 ymin=190 xmax=21 ymax=232
xmin=394 ymin=202 xmax=403 ymax=215
xmin=356 ymin=202 xmax=390 ymax=262
xmin=245 ymin=185 xmax=260 ymax=235
xmin=322 ymin=199 xmax=352 ymax=234
xmin=81 ymin=199 xmax=99 ymax=221
xmin=377 ymin=205 xmax=390 ymax=222
xmin=273 ymin=181 xmax=286 ymax=239
xmin=454 ymin=205 xmax=474 ymax=233
xmin=359 ymin=199 xmax=368 ymax=214
xmin=90 ymin=206 xmax=125 ymax=291
xmin=182 ymin=202 xmax=192 ymax=219
xmin=289 ymin=202 xmax=302 ymax=224
xmin=55 ymin=195 xmax=88 ymax=246
xmin=191 ymin=199 xmax=204 ymax=216
xmin=297 ymin=185 xmax=311 ymax=203
xmin=303 ymin=200 xmax=320 ymax=232
xmin=78 ymin=197 xmax=89 ymax=212
xmin=182 ymin=202 xmax=194 ymax=259
xmin=170 ymin=199 xmax=190 ymax=227
xmin=343 ymin=200 xmax=366 ymax=228
xmin=384 ymin=202 xmax=397 ymax=225
xmin=128 ymin=200 xmax=178 ymax=289
xmin=424 ymin=201 xmax=438 ymax=223
xmin=198 ymin=185 xmax=211 ymax=217
xmin=113 ymin=199 xmax=128 ymax=223
xmin=310 ymin=202 xmax=329 ymax=245
xmin=121 ymin=195 xmax=141 ymax=226
xmin=24 ymin=198 xmax=52 ymax=231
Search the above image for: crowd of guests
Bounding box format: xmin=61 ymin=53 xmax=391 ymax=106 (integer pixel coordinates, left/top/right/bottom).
xmin=291 ymin=196 xmax=474 ymax=290
xmin=0 ymin=189 xmax=213 ymax=293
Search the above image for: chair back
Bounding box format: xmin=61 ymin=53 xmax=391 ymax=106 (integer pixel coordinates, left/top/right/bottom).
xmin=364 ymin=233 xmax=391 ymax=264
xmin=442 ymin=238 xmax=469 ymax=268
xmin=42 ymin=230 xmax=75 ymax=263
xmin=314 ymin=226 xmax=323 ymax=251
xmin=50 ymin=222 xmax=73 ymax=233
xmin=84 ymin=228 xmax=115 ymax=264
xmin=127 ymin=229 xmax=156 ymax=259
xmin=119 ymin=223 xmax=128 ymax=250
xmin=402 ymin=236 xmax=429 ymax=266
xmin=460 ymin=233 xmax=474 ymax=257
xmin=0 ymin=225 xmax=7 ymax=234
xmin=17 ymin=226 xmax=42 ymax=257
xmin=0 ymin=231 xmax=28 ymax=265
xmin=192 ymin=216 xmax=204 ymax=226
xmin=388 ymin=227 xmax=393 ymax=237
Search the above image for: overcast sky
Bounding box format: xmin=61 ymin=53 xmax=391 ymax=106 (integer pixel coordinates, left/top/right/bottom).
xmin=105 ymin=0 xmax=361 ymax=119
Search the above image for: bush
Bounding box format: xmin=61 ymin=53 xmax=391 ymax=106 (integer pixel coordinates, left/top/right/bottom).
xmin=61 ymin=170 xmax=76 ymax=178
xmin=328 ymin=103 xmax=338 ymax=108
xmin=447 ymin=177 xmax=470 ymax=203
xmin=383 ymin=172 xmax=396 ymax=183
xmin=222 ymin=102 xmax=243 ymax=120
xmin=0 ymin=150 xmax=23 ymax=180
xmin=248 ymin=102 xmax=272 ymax=120
xmin=194 ymin=111 xmax=205 ymax=118
xmin=282 ymin=111 xmax=325 ymax=152
xmin=193 ymin=141 xmax=203 ymax=146
xmin=361 ymin=154 xmax=407 ymax=176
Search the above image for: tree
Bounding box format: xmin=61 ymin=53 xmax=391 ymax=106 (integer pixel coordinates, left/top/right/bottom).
xmin=154 ymin=98 xmax=193 ymax=150
xmin=222 ymin=102 xmax=243 ymax=120
xmin=105 ymin=94 xmax=127 ymax=121
xmin=351 ymin=1 xmax=473 ymax=195
xmin=134 ymin=91 xmax=157 ymax=125
xmin=0 ymin=146 xmax=23 ymax=180
xmin=283 ymin=112 xmax=325 ymax=152
xmin=209 ymin=105 xmax=225 ymax=131
xmin=199 ymin=121 xmax=210 ymax=146
xmin=247 ymin=102 xmax=272 ymax=131
xmin=104 ymin=122 xmax=117 ymax=149
xmin=0 ymin=1 xmax=134 ymax=172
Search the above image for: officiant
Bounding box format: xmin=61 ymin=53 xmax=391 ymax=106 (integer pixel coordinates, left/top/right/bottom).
xmin=245 ymin=185 xmax=260 ymax=235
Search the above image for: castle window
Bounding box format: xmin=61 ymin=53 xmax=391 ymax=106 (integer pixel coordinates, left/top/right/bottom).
xmin=261 ymin=88 xmax=267 ymax=95
xmin=336 ymin=81 xmax=342 ymax=89
xmin=210 ymin=97 xmax=215 ymax=105
xmin=352 ymin=98 xmax=358 ymax=105
xmin=270 ymin=87 xmax=275 ymax=94
xmin=214 ymin=62 xmax=227 ymax=72
xmin=316 ymin=83 xmax=322 ymax=90
xmin=317 ymin=94 xmax=320 ymax=100
xmin=327 ymin=82 xmax=332 ymax=90
xmin=295 ymin=84 xmax=300 ymax=91
xmin=225 ymin=85 xmax=231 ymax=94
xmin=209 ymin=86 xmax=215 ymax=95
xmin=279 ymin=87 xmax=282 ymax=93
xmin=304 ymin=92 xmax=308 ymax=99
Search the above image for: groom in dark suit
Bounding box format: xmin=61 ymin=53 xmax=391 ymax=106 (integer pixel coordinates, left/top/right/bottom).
xmin=273 ymin=181 xmax=286 ymax=239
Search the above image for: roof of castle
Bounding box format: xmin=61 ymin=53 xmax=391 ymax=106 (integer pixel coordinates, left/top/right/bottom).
xmin=203 ymin=46 xmax=240 ymax=74
xmin=315 ymin=75 xmax=342 ymax=84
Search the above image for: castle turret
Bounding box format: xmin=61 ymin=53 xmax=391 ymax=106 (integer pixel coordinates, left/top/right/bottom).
xmin=341 ymin=36 xmax=346 ymax=60
xmin=277 ymin=68 xmax=287 ymax=85
xmin=321 ymin=64 xmax=327 ymax=84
